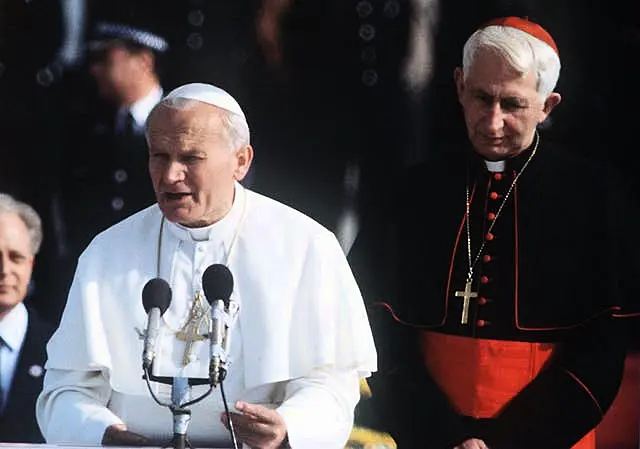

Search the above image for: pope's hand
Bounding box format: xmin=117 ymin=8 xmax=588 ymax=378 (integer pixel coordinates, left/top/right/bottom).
xmin=221 ymin=401 xmax=288 ymax=449
xmin=454 ymin=438 xmax=489 ymax=449
xmin=102 ymin=423 xmax=149 ymax=446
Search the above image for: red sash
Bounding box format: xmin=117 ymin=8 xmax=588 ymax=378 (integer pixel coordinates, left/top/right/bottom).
xmin=420 ymin=331 xmax=595 ymax=449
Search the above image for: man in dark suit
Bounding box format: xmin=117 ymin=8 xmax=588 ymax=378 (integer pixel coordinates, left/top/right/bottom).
xmin=0 ymin=193 xmax=54 ymax=443
xmin=60 ymin=20 xmax=168 ymax=260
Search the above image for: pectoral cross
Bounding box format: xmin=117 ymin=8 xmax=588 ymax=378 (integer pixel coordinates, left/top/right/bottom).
xmin=455 ymin=280 xmax=477 ymax=325
xmin=176 ymin=292 xmax=210 ymax=366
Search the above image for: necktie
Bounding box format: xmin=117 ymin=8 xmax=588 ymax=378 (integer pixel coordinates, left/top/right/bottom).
xmin=123 ymin=110 xmax=136 ymax=138
xmin=115 ymin=111 xmax=137 ymax=159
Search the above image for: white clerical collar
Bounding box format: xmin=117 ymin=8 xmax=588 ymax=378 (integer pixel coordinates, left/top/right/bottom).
xmin=117 ymin=85 xmax=163 ymax=132
xmin=484 ymin=159 xmax=506 ymax=173
xmin=0 ymin=302 xmax=27 ymax=352
xmin=165 ymin=182 xmax=246 ymax=244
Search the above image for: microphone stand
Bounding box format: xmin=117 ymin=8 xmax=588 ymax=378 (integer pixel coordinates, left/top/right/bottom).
xmin=142 ymin=299 xmax=241 ymax=449
xmin=143 ymin=364 xmax=212 ymax=449
xmin=170 ymin=377 xmax=191 ymax=449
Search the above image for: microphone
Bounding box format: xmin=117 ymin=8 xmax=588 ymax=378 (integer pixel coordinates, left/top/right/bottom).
xmin=202 ymin=264 xmax=234 ymax=386
xmin=142 ymin=278 xmax=172 ymax=370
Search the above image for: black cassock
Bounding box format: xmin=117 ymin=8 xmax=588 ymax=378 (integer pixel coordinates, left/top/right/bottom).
xmin=350 ymin=132 xmax=639 ymax=449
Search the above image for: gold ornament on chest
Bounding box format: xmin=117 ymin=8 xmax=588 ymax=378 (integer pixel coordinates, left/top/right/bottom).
xmin=175 ymin=291 xmax=211 ymax=366
xmin=151 ymin=189 xmax=248 ymax=367
xmin=454 ymin=280 xmax=478 ymax=325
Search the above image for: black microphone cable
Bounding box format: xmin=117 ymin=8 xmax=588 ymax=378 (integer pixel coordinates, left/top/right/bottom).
xmin=218 ymin=368 xmax=240 ymax=449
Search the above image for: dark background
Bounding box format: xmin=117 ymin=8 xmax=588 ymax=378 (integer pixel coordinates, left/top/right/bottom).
xmin=0 ymin=0 xmax=638 ymax=326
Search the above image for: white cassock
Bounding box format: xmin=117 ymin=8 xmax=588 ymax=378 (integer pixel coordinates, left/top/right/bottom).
xmin=37 ymin=183 xmax=377 ymax=448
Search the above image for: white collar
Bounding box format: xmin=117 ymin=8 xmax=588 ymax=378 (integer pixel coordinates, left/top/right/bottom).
xmin=117 ymin=85 xmax=163 ymax=130
xmin=165 ymin=182 xmax=246 ymax=246
xmin=0 ymin=302 xmax=28 ymax=351
xmin=484 ymin=159 xmax=506 ymax=173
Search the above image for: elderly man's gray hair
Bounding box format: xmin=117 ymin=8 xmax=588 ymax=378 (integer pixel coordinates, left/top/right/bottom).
xmin=0 ymin=193 xmax=43 ymax=254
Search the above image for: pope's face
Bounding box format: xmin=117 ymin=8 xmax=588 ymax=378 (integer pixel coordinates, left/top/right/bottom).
xmin=147 ymin=103 xmax=253 ymax=227
xmin=0 ymin=212 xmax=34 ymax=319
xmin=455 ymin=48 xmax=560 ymax=160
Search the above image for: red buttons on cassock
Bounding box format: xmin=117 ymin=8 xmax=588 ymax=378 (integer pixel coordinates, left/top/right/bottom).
xmin=476 ymin=319 xmax=487 ymax=327
xmin=478 ymin=297 xmax=488 ymax=305
xmin=483 ymin=255 xmax=492 ymax=263
xmin=481 ymin=276 xmax=490 ymax=284
xmin=487 ymin=212 xmax=496 ymax=220
xmin=489 ymin=192 xmax=499 ymax=200
xmin=486 ymin=232 xmax=494 ymax=241
xmin=494 ymin=173 xmax=503 ymax=181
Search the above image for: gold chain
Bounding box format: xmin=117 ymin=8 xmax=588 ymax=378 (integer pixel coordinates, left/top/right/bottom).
xmin=154 ymin=189 xmax=248 ymax=365
xmin=155 ymin=188 xmax=247 ymax=333
xmin=464 ymin=130 xmax=539 ymax=283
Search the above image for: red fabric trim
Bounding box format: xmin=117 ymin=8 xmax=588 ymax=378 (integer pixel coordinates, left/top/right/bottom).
xmin=371 ymin=301 xmax=437 ymax=329
xmin=516 ymin=306 xmax=620 ymax=331
xmin=565 ymin=369 xmax=604 ymax=417
xmin=612 ymin=311 xmax=640 ymax=318
xmin=513 ymin=179 xmax=619 ymax=331
xmin=514 ymin=174 xmax=521 ymax=328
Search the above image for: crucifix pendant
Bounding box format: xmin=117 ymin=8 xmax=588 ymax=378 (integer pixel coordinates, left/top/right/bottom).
xmin=175 ymin=292 xmax=210 ymax=366
xmin=454 ymin=280 xmax=478 ymax=325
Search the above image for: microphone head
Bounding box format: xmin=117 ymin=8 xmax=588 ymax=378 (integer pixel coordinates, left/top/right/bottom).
xmin=142 ymin=278 xmax=172 ymax=314
xmin=202 ymin=264 xmax=234 ymax=306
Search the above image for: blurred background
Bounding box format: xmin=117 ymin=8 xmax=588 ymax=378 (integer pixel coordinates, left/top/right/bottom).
xmin=0 ymin=1 xmax=638 ymax=446
xmin=2 ymin=0 xmax=637 ymax=323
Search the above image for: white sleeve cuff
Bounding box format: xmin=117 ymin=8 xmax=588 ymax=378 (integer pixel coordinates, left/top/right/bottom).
xmin=276 ymin=368 xmax=360 ymax=448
